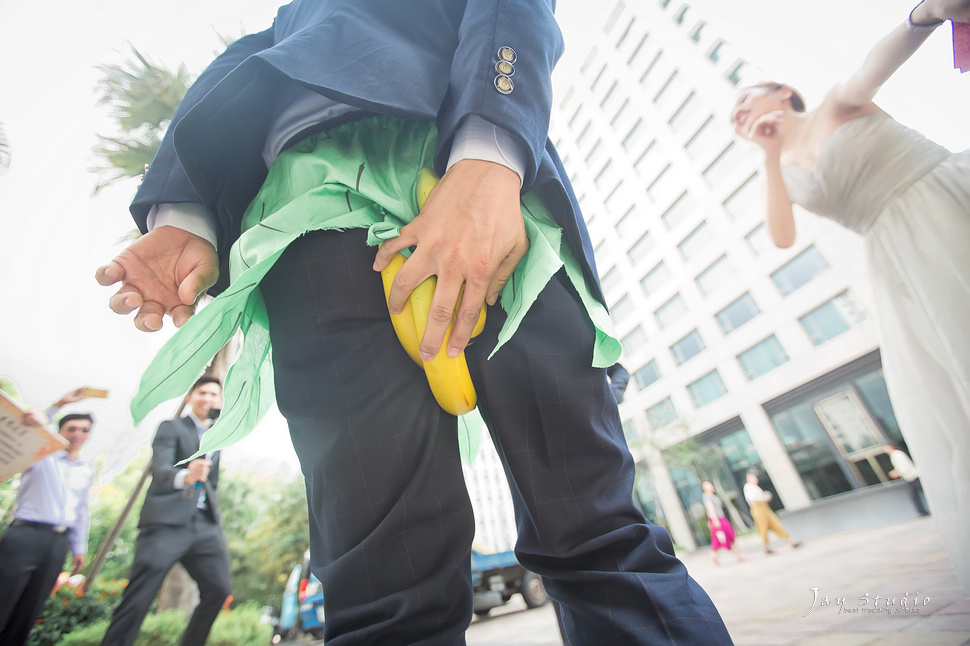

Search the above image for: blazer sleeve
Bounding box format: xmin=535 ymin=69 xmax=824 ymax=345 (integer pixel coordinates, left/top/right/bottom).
xmin=150 ymin=420 xmax=185 ymax=489
xmin=130 ymin=26 xmax=277 ymax=235
xmin=435 ymin=0 xmax=564 ymax=193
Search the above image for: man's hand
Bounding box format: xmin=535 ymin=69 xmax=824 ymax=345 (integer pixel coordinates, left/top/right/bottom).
xmin=54 ymin=387 xmax=89 ymax=408
xmin=95 ymin=226 xmax=219 ymax=332
xmin=373 ymin=159 xmax=528 ymax=361
xmin=21 ymin=410 xmax=48 ymax=428
xmin=184 ymin=458 xmax=212 ymax=486
xmin=71 ymin=553 xmax=86 ymax=576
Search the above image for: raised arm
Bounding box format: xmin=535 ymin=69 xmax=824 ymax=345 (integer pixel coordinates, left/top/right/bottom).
xmin=832 ymin=0 xmax=970 ymax=108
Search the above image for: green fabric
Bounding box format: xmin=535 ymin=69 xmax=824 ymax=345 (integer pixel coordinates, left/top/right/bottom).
xmin=131 ymin=116 xmax=620 ymax=464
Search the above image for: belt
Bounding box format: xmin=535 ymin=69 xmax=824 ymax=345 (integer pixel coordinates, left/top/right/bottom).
xmin=11 ymin=519 xmax=69 ymax=534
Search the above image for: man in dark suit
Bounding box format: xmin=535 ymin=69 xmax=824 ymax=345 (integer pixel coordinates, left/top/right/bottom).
xmin=101 ymin=376 xmax=230 ymax=646
xmin=95 ymin=2 xmax=731 ymax=643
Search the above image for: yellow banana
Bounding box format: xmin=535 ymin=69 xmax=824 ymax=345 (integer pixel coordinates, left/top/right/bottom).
xmin=409 ymin=274 xmax=478 ymax=415
xmin=380 ymin=251 xmax=422 ymax=366
xmin=377 ymin=167 xmax=486 ymax=415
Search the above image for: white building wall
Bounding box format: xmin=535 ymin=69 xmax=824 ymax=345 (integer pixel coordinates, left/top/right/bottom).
xmin=549 ymin=1 xmax=884 ymax=549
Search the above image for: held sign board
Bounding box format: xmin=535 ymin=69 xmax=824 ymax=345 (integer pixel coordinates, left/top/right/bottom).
xmin=0 ymin=390 xmax=69 ymax=482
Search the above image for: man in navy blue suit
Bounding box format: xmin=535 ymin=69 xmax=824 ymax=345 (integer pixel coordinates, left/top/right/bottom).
xmin=96 ymin=1 xmax=732 ymax=643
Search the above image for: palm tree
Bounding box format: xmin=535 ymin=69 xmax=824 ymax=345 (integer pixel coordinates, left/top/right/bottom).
xmin=88 ymin=46 xmax=237 ymax=615
xmin=92 ymin=48 xmax=190 ymax=193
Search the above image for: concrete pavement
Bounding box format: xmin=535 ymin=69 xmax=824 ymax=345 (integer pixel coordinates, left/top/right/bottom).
xmin=683 ymin=517 xmax=970 ymax=645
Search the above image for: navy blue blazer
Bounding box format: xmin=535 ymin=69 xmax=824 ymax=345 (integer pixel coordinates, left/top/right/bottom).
xmin=131 ymin=0 xmax=603 ymax=302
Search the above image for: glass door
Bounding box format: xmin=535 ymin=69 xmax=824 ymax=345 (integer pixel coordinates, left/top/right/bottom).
xmin=813 ymin=390 xmax=891 ymax=486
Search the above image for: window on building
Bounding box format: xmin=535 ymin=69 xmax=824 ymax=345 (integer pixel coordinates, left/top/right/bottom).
xmin=580 ymin=47 xmax=598 ymax=74
xmin=737 ymin=335 xmax=790 ymax=380
xmin=646 ymin=163 xmax=673 ymax=201
xmin=584 ymin=139 xmax=602 ymax=166
xmin=622 ymin=420 xmax=638 ymax=443
xmin=576 ymin=120 xmax=592 ymax=145
xmin=723 ymin=172 xmax=761 ymax=220
xmin=668 ymin=91 xmax=698 ymax=132
xmin=611 ymin=98 xmax=630 ymax=126
xmin=770 ymin=403 xmax=854 ymax=499
xmin=708 ymin=40 xmax=724 ymax=62
xmin=600 ymin=80 xmax=619 ymax=108
xmin=646 ymin=397 xmax=678 ymax=428
xmin=695 ymin=254 xmax=733 ymax=297
xmin=568 ymin=104 xmax=583 ymax=128
xmin=641 ymin=261 xmax=670 ymax=297
xmin=627 ymin=231 xmax=655 ymax=265
xmin=661 ymin=191 xmax=695 ymax=230
xmin=684 ymin=114 xmax=718 ymax=158
xmin=655 ymin=293 xmax=688 ymax=329
xmin=799 ymin=291 xmax=867 ymax=345
xmin=621 ymin=119 xmax=643 ymax=151
xmin=678 ymin=221 xmax=714 ymax=262
xmin=622 ymin=326 xmax=648 ymax=355
xmin=604 ymin=3 xmax=624 ymax=33
xmin=633 ymin=139 xmax=657 ymax=172
xmin=727 ymin=61 xmax=744 ymax=85
xmin=611 ymin=294 xmax=635 ymax=323
xmin=617 ymin=18 xmax=635 ymax=48
xmin=654 ymin=70 xmax=686 ymax=112
xmin=771 ymin=245 xmax=830 ymax=295
xmin=745 ymin=222 xmax=774 ymax=257
xmin=674 ymin=5 xmax=688 ymax=24
xmin=604 ymin=180 xmax=624 ymax=208
xmin=854 ymin=370 xmax=902 ymax=440
xmin=715 ymin=292 xmax=761 ymax=334
xmin=703 ymin=141 xmax=743 ymax=186
xmin=671 ymin=329 xmax=706 ymax=365
xmin=600 ymin=266 xmax=621 ymax=293
xmin=593 ymin=239 xmax=607 ymax=259
xmin=559 ymin=87 xmax=575 ymax=110
xmin=628 ymin=33 xmax=649 ymax=65
xmin=690 ymin=21 xmax=706 ymax=42
xmin=594 ymin=159 xmax=613 ymax=186
xmin=640 ymin=51 xmax=663 ymax=85
xmin=634 ymin=360 xmax=662 ymax=390
xmin=591 ymin=63 xmax=607 ymax=90
xmin=687 ymin=370 xmax=728 ymax=408
xmin=615 ymin=206 xmax=640 ymax=239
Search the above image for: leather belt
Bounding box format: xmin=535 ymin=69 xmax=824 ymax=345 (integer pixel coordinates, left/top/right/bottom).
xmin=11 ymin=519 xmax=69 ymax=534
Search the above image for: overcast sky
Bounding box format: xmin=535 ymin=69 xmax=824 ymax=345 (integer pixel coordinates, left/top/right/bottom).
xmin=0 ymin=0 xmax=965 ymax=479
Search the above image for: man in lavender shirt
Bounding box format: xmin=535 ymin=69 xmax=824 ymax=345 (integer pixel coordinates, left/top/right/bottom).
xmin=0 ymin=409 xmax=95 ymax=645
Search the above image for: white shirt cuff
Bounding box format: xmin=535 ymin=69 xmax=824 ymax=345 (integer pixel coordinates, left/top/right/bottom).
xmin=446 ymin=115 xmax=527 ymax=187
xmin=173 ymin=469 xmax=190 ymax=490
xmin=147 ymin=203 xmax=219 ymax=251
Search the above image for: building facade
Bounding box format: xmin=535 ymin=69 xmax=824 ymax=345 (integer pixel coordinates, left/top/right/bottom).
xmin=544 ymin=1 xmax=912 ymax=550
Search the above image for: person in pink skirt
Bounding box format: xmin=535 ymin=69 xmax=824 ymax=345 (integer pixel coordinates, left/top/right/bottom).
xmin=702 ymin=481 xmax=745 ymax=566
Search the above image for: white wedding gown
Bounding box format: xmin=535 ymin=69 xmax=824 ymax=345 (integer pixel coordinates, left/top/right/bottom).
xmin=782 ymin=112 xmax=970 ymax=591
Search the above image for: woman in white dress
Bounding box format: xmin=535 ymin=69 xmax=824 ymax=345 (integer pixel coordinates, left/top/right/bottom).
xmin=731 ymin=0 xmax=970 ymax=592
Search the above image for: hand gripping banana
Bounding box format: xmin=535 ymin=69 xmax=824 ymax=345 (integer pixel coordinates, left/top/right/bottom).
xmin=379 ymin=168 xmax=486 ymax=415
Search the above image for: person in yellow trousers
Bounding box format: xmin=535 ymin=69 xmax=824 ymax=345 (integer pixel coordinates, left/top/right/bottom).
xmin=743 ymin=472 xmax=802 ymax=555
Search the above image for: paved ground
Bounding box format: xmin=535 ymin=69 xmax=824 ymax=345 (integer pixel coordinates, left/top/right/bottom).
xmin=310 ymin=518 xmax=970 ymax=644
xmin=682 ymin=517 xmax=970 ymax=645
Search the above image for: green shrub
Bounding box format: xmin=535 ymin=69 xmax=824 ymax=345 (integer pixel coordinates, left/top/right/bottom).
xmin=28 ymin=579 xmax=126 ymax=646
xmin=58 ymin=604 xmax=272 ymax=646
xmin=209 ymin=602 xmax=274 ymax=646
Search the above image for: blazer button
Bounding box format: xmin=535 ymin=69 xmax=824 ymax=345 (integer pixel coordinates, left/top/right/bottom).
xmin=497 ymin=46 xmax=517 ymax=64
xmin=494 ymin=74 xmax=514 ymax=95
xmin=494 ymin=60 xmax=515 ymax=76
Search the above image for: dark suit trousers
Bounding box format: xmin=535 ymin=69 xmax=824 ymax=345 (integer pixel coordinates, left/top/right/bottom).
xmin=262 ymin=229 xmax=731 ymax=645
xmin=101 ymin=513 xmax=230 ymax=646
xmin=0 ymin=524 xmax=70 ymax=645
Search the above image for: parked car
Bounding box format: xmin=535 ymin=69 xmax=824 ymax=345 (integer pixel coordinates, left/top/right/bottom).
xmin=471 ymin=548 xmax=549 ymax=616
xmin=276 ymin=550 xmax=325 ymax=641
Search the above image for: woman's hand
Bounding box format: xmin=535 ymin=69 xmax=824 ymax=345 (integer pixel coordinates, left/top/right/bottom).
xmin=748 ymin=110 xmax=785 ymax=159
